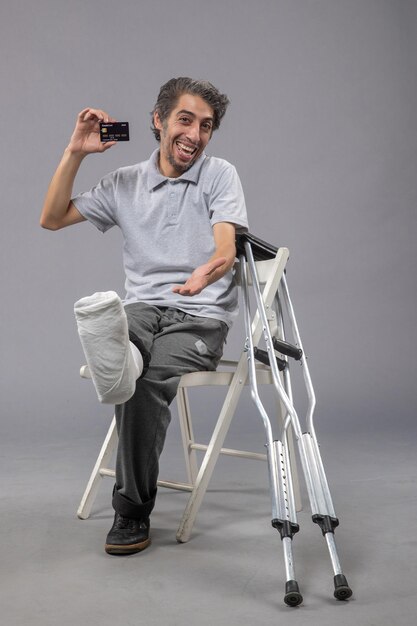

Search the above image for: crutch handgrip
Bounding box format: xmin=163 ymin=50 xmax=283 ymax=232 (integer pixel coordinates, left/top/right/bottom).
xmin=272 ymin=337 xmax=303 ymax=361
xmin=254 ymin=347 xmax=286 ymax=371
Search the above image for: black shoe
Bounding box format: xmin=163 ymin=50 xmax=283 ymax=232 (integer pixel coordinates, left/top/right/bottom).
xmin=105 ymin=512 xmax=151 ymax=555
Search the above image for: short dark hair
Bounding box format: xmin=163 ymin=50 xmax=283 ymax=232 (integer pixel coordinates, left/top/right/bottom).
xmin=151 ymin=77 xmax=230 ymax=141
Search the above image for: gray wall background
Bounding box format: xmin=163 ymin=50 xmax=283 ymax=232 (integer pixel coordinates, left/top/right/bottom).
xmin=1 ymin=0 xmax=416 ymax=444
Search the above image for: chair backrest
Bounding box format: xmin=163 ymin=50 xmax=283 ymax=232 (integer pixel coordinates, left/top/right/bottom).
xmin=244 ymin=248 xmax=289 ymax=341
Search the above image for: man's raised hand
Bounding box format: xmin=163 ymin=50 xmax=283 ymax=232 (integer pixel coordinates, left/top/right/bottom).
xmin=68 ymin=108 xmax=117 ymax=155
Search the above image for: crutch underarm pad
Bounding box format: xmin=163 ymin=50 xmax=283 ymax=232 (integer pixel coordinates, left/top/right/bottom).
xmin=235 ymin=233 xmax=278 ymax=261
xmin=254 ymin=347 xmax=286 ymax=371
xmin=272 ymin=337 xmax=303 ymax=361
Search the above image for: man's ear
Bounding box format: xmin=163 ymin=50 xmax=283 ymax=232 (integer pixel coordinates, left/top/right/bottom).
xmin=153 ymin=110 xmax=163 ymax=131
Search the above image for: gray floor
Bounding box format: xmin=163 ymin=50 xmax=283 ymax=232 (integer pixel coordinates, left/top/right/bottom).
xmin=1 ymin=424 xmax=416 ymax=626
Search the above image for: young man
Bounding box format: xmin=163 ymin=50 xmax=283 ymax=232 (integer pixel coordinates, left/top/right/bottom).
xmin=41 ymin=77 xmax=248 ymax=555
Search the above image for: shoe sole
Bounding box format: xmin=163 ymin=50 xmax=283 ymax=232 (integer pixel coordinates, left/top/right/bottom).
xmin=105 ymin=537 xmax=151 ymax=555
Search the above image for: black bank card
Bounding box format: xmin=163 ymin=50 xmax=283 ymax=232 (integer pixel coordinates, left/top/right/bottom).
xmin=100 ymin=122 xmax=130 ymax=142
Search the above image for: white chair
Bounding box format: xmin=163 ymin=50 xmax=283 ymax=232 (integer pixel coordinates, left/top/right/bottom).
xmin=77 ymin=243 xmax=301 ymax=543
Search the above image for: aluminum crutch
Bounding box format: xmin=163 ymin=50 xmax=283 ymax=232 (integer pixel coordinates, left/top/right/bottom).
xmin=277 ymin=271 xmax=353 ymax=602
xmin=241 ymin=238 xmax=352 ymax=605
xmin=240 ymin=251 xmax=303 ymax=607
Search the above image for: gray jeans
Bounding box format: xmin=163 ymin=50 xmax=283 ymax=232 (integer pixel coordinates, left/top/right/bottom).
xmin=112 ymin=303 xmax=228 ymax=520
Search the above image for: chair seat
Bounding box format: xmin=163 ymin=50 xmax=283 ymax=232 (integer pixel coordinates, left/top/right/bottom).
xmin=179 ymin=361 xmax=273 ymax=388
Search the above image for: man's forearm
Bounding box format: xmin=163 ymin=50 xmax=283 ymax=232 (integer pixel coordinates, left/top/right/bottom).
xmin=40 ymin=148 xmax=85 ymax=230
xmin=204 ymin=241 xmax=236 ymax=287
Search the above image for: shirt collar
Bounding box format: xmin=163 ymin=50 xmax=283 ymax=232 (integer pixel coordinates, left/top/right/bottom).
xmin=147 ymin=148 xmax=207 ymax=191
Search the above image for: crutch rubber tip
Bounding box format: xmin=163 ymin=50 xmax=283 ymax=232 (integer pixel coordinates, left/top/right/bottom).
xmin=333 ymin=574 xmax=353 ymax=601
xmin=284 ymin=580 xmax=303 ymax=607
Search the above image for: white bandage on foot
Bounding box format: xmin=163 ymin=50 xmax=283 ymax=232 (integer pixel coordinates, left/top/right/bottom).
xmin=74 ymin=291 xmax=143 ymax=404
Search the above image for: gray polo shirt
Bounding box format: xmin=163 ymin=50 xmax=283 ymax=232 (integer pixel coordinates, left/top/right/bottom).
xmin=72 ymin=149 xmax=248 ymax=326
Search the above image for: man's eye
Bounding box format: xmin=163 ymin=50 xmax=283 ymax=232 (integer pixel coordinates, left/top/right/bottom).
xmin=202 ymin=122 xmax=213 ymax=131
xmin=179 ymin=117 xmax=190 ymax=123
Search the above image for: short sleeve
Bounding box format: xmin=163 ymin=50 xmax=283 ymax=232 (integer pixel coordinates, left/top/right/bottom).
xmin=72 ymin=171 xmax=118 ymax=233
xmin=208 ymin=164 xmax=248 ymax=234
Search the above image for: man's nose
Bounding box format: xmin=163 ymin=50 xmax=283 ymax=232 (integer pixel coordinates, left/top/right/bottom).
xmin=186 ymin=122 xmax=200 ymax=144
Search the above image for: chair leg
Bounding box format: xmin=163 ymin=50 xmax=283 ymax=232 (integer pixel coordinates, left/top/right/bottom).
xmin=77 ymin=416 xmax=118 ymax=519
xmin=176 ymin=387 xmax=199 ymax=486
xmin=176 ymin=356 xmax=248 ymax=543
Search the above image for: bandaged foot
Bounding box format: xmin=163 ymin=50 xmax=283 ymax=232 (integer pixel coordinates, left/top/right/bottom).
xmin=74 ymin=291 xmax=143 ymax=404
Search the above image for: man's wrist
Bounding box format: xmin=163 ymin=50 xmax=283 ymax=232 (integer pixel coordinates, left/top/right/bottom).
xmin=64 ymin=145 xmax=86 ymax=163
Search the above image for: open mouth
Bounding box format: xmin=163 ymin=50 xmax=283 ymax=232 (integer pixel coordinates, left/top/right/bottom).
xmin=175 ymin=140 xmax=198 ymax=159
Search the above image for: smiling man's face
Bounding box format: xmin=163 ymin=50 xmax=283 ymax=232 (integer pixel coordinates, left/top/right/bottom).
xmin=154 ymin=93 xmax=214 ymax=177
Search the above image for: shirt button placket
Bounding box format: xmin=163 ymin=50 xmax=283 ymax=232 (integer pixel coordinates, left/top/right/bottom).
xmin=168 ymin=181 xmax=178 ymax=223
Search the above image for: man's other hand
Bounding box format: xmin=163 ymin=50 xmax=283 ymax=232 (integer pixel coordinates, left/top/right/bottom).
xmin=172 ymin=257 xmax=227 ymax=296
